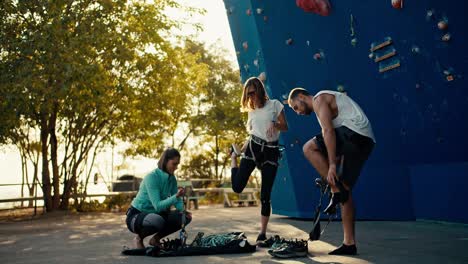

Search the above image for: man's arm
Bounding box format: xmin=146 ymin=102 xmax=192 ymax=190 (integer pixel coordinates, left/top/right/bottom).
xmin=314 ymin=95 xmax=338 ymax=184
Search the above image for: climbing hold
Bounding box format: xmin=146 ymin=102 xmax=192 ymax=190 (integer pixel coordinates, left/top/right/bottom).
xmin=286 ymin=38 xmax=293 ymax=45
xmin=369 ymin=53 xmax=374 ymax=59
xmin=256 ymin=8 xmax=263 ymax=15
xmin=313 ymin=50 xmax=325 ymax=60
xmin=243 ymin=64 xmax=250 ymax=72
xmin=306 ymin=40 xmax=310 ymax=46
xmin=258 ymin=72 xmax=267 ymax=82
xmin=441 ymin=33 xmax=451 ymax=42
xmin=350 ymin=14 xmax=356 ymax=37
xmin=426 ymin=9 xmax=435 ymax=20
xmin=263 ymin=16 xmax=268 ymax=22
xmin=411 ymin=45 xmax=420 ymax=54
xmin=227 ymin=7 xmax=234 ymax=15
xmin=242 ymin=41 xmax=248 ymax=50
xmin=438 ymin=20 xmax=448 ymax=30
xmin=349 ymin=14 xmax=358 ymax=47
xmin=253 ymin=59 xmax=259 ymax=67
xmin=313 ymin=53 xmax=322 ymax=60
xmin=391 ymin=0 xmax=403 ymax=9
xmin=296 ymin=0 xmax=331 ymax=16
xmin=337 ymin=85 xmax=345 ymax=93
xmin=246 ymin=9 xmax=252 ymax=16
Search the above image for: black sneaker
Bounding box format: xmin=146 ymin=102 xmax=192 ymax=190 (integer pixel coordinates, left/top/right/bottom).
xmin=256 ymin=233 xmax=267 ymax=246
xmin=315 ymin=177 xmax=327 ymax=193
xmin=269 ymin=240 xmax=308 ymax=258
xmin=323 ymin=183 xmax=349 ymax=214
xmin=230 ymin=143 xmax=242 ymax=156
xmin=324 ymin=192 xmax=340 ymax=214
xmin=270 ymin=235 xmax=286 ymax=250
xmin=328 ymin=243 xmax=357 ymax=255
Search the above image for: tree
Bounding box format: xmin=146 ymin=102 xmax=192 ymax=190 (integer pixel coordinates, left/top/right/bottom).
xmin=0 ymin=0 xmax=201 ymax=211
xmin=178 ymin=41 xmax=247 ymax=180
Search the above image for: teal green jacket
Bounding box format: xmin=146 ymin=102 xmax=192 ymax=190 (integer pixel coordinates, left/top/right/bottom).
xmin=131 ymin=168 xmax=184 ymax=213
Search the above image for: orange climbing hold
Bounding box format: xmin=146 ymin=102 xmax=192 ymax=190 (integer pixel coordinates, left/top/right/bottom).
xmin=296 ymin=0 xmax=331 ymax=16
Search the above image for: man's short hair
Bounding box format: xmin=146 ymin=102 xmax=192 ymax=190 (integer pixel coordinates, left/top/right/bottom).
xmin=288 ymin=87 xmax=310 ymax=105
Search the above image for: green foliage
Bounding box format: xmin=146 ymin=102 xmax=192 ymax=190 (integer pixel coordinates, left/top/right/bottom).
xmin=104 ymin=193 xmax=133 ymax=210
xmin=199 ymin=192 xmax=224 ymax=205
xmin=176 ymin=41 xmax=247 ymax=180
xmin=1 ymin=0 xmax=246 ymax=211
xmin=72 ymin=199 xmax=108 ymax=213
xmin=0 ymin=0 xmax=203 ymax=211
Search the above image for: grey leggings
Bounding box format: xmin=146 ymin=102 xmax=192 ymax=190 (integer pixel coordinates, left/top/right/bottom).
xmin=126 ymin=206 xmax=191 ymax=239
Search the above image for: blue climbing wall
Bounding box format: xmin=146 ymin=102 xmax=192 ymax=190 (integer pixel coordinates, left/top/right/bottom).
xmin=223 ymin=0 xmax=468 ymax=222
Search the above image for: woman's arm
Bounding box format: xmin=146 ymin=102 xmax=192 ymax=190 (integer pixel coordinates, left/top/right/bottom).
xmin=274 ymin=110 xmax=288 ymax=131
xmin=172 ymin=178 xmax=184 ymax=211
xmin=146 ymin=172 xmax=180 ymax=212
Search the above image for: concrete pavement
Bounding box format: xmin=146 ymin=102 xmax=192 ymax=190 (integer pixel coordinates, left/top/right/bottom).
xmin=1 ymin=206 xmax=467 ymax=264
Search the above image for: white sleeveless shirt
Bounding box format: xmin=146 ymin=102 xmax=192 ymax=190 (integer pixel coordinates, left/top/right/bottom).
xmin=314 ymin=91 xmax=376 ymax=143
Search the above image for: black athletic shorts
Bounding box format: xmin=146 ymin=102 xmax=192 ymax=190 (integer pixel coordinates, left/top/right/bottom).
xmin=313 ymin=126 xmax=374 ymax=188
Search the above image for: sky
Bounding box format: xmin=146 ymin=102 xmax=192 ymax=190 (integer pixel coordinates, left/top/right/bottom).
xmin=0 ymin=0 xmax=238 ymax=188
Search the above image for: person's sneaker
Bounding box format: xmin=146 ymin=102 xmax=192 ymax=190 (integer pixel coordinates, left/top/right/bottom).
xmin=230 ymin=143 xmax=242 ymax=157
xmin=268 ymin=240 xmax=308 ymax=258
xmin=256 ymin=233 xmax=267 ymax=246
xmin=270 ymin=235 xmax=286 ymax=250
xmin=328 ymin=243 xmax=357 ymax=255
xmin=323 ymin=183 xmax=349 ymax=214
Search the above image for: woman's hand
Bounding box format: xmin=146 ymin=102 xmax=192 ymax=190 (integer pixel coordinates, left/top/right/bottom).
xmin=266 ymin=121 xmax=277 ymax=139
xmin=327 ymin=164 xmax=337 ymax=186
xmin=176 ymin=187 xmax=185 ymax=197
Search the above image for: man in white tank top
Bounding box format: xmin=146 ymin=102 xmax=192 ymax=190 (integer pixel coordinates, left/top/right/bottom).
xmin=287 ymin=87 xmax=375 ymax=256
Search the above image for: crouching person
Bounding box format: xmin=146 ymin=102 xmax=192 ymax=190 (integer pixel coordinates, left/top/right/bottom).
xmin=125 ymin=148 xmax=192 ymax=249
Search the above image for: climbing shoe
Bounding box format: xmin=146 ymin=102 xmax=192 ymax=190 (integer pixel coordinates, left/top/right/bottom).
xmin=328 ymin=243 xmax=357 ymax=255
xmin=268 ymin=239 xmax=308 ymax=258
xmin=256 ymin=233 xmax=268 ymax=246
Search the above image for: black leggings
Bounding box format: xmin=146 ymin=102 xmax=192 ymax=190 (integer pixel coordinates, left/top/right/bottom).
xmin=231 ymin=138 xmax=280 ymax=216
xmin=126 ymin=206 xmax=191 ymax=239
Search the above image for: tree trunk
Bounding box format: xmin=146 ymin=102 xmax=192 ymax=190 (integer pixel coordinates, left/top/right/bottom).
xmin=60 ymin=164 xmax=79 ymax=210
xmin=49 ymin=102 xmax=61 ymax=210
xmin=215 ymin=134 xmax=219 ymax=180
xmin=40 ymin=114 xmax=53 ymax=212
xmin=20 ymin=152 xmax=26 ymax=208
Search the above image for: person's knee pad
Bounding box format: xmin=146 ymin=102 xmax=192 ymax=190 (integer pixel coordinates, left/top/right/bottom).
xmin=261 ymin=199 xmax=271 ymax=216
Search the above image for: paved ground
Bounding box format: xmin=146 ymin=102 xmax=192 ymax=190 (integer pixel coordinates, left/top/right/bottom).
xmin=1 ymin=206 xmax=467 ymax=264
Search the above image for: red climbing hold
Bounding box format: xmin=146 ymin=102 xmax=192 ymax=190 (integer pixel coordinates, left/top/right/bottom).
xmin=296 ymin=0 xmax=331 ymax=16
xmin=391 ymin=0 xmax=403 ymax=9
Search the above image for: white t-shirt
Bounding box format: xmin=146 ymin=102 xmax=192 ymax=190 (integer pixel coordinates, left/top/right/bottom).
xmin=314 ymin=90 xmax=376 ymax=143
xmin=247 ymin=99 xmax=284 ymax=142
